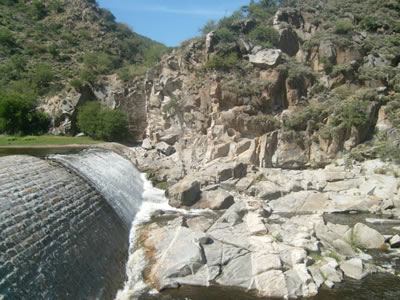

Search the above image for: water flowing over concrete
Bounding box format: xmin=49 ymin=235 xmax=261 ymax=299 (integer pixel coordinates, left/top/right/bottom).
xmin=0 ymin=154 xmax=131 ymax=299
xmin=51 ymin=149 xmax=144 ymax=228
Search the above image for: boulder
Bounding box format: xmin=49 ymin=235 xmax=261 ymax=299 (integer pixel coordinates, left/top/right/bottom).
xmin=167 ymin=177 xmax=201 ymax=207
xmin=339 ymin=258 xmax=367 ymax=280
xmin=194 ymin=189 xmax=234 ymax=210
xmin=319 ymin=258 xmax=343 ymax=283
xmin=142 ymin=138 xmax=153 ymax=150
xmin=390 ymin=235 xmax=400 ymax=248
xmin=249 ymin=49 xmax=282 ymax=68
xmin=249 ymin=181 xmax=283 ymax=200
xmin=348 ymin=223 xmax=386 ymax=249
xmin=160 ymin=133 xmax=179 ymax=145
xmin=155 ymin=142 xmax=176 ymax=156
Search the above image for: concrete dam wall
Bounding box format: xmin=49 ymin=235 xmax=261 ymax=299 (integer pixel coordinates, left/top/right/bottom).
xmin=0 ymin=152 xmax=139 ymax=300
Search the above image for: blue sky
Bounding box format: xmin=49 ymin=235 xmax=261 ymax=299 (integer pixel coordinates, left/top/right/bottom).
xmin=97 ymin=0 xmax=251 ymax=47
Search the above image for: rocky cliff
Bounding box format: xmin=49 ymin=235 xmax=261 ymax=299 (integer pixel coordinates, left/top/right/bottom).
xmin=111 ymin=1 xmax=400 ymax=298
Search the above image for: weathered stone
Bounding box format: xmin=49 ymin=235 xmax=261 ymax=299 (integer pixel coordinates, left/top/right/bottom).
xmin=348 ymin=223 xmax=386 ymax=249
xmin=142 ymin=138 xmax=153 ymax=150
xmin=390 ymin=235 xmax=400 ymax=248
xmin=249 ymin=49 xmax=282 ymax=68
xmin=160 ymin=133 xmax=179 ymax=145
xmin=194 ymin=189 xmax=234 ymax=210
xmin=319 ymin=258 xmax=343 ymax=283
xmin=155 ymin=142 xmax=176 ymax=156
xmin=167 ymin=176 xmax=201 ymax=207
xmin=366 ymin=218 xmax=400 ymax=225
xmin=339 ymin=258 xmax=367 ymax=280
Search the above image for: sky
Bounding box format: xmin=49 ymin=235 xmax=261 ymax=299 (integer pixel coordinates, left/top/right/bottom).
xmin=97 ymin=0 xmax=251 ymax=47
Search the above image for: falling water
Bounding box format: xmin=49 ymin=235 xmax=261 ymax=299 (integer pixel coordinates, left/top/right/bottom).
xmin=50 ymin=148 xmax=144 ymax=228
xmin=51 ymin=148 xmax=175 ymax=298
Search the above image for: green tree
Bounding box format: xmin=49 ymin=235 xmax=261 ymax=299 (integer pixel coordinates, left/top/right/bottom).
xmin=248 ymin=25 xmax=279 ymax=48
xmin=0 ymin=89 xmax=49 ymax=135
xmin=77 ymin=101 xmax=129 ymax=141
xmin=200 ymin=20 xmax=217 ymax=35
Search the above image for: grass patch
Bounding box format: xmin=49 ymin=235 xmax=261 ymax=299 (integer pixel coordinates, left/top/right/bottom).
xmin=0 ymin=135 xmax=103 ymax=146
xmin=155 ymin=181 xmax=168 ymax=190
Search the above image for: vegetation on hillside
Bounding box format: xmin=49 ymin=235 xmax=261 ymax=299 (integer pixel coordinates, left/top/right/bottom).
xmin=0 ymin=0 xmax=168 ymax=92
xmin=197 ymin=0 xmax=400 ymax=161
xmin=77 ymin=102 xmax=128 ymax=142
xmin=0 ymin=0 xmax=168 ymax=141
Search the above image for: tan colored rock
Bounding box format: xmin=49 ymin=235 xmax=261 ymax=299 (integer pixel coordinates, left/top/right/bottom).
xmin=249 ymin=49 xmax=282 ymax=68
xmin=167 ymin=176 xmax=201 ymax=207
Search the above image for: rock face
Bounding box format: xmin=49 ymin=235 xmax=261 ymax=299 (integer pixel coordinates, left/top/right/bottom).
xmin=127 ymin=141 xmax=400 ymax=298
xmin=139 ymin=199 xmax=321 ymax=299
xmin=249 ymin=48 xmax=282 ymax=67
xmin=350 ymin=223 xmax=386 ymax=249
xmin=167 ymin=176 xmax=201 ymax=207
xmin=0 ymin=155 xmax=129 ymax=300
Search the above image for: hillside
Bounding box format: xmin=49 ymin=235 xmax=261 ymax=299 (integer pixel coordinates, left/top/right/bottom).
xmin=0 ymin=0 xmax=167 ymax=137
xmin=136 ymin=0 xmax=400 ymax=173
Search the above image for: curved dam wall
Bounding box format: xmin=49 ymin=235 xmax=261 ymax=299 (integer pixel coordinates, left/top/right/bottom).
xmin=0 ymin=155 xmax=129 ymax=300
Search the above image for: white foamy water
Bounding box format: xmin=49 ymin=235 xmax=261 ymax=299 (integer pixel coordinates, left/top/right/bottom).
xmin=115 ymin=173 xmax=174 ymax=300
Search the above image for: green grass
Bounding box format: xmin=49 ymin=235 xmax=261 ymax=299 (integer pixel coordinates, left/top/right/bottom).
xmin=0 ymin=135 xmax=103 ymax=146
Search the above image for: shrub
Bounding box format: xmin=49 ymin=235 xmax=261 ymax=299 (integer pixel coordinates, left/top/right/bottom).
xmin=334 ymin=20 xmax=353 ymax=34
xmin=205 ymin=52 xmax=238 ymax=70
xmin=331 ymin=99 xmax=369 ymax=129
xmin=200 ymin=19 xmax=217 ymax=35
xmin=360 ymin=16 xmax=381 ymax=32
xmin=214 ymin=27 xmax=236 ymax=44
xmin=0 ymin=89 xmax=49 ymax=135
xmin=77 ymin=102 xmax=129 ymax=141
xmin=0 ymin=28 xmax=15 ymax=46
xmin=218 ymin=10 xmax=245 ymax=30
xmin=33 ymin=63 xmax=54 ymax=88
xmin=248 ymin=25 xmax=279 ymax=48
xmin=285 ymin=104 xmax=326 ymax=131
xmin=30 ymin=0 xmax=48 ymax=20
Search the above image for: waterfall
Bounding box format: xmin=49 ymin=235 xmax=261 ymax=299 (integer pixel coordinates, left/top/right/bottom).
xmin=50 ymin=148 xmax=144 ymax=228
xmin=50 ymin=148 xmax=177 ymax=298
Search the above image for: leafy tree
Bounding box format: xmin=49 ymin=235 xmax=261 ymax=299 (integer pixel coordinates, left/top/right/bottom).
xmin=334 ymin=20 xmax=353 ymax=34
xmin=30 ymin=0 xmax=48 ymax=20
xmin=0 ymin=89 xmax=49 ymax=135
xmin=248 ymin=25 xmax=279 ymax=48
xmin=77 ymin=101 xmax=129 ymax=141
xmin=0 ymin=29 xmax=15 ymax=46
xmin=214 ymin=28 xmax=236 ymax=43
xmin=205 ymin=52 xmax=238 ymax=70
xmin=200 ymin=20 xmax=217 ymax=35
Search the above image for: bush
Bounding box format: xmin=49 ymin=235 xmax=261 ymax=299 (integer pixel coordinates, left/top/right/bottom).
xmin=360 ymin=16 xmax=381 ymax=32
xmin=33 ymin=63 xmax=54 ymax=89
xmin=30 ymin=0 xmax=48 ymax=20
xmin=0 ymin=28 xmax=15 ymax=46
xmin=205 ymin=52 xmax=238 ymax=70
xmin=248 ymin=25 xmax=279 ymax=48
xmin=285 ymin=104 xmax=326 ymax=131
xmin=77 ymin=102 xmax=129 ymax=141
xmin=199 ymin=19 xmax=217 ymax=35
xmin=0 ymin=89 xmax=49 ymax=135
xmin=331 ymin=99 xmax=369 ymax=129
xmin=334 ymin=20 xmax=353 ymax=34
xmin=214 ymin=27 xmax=236 ymax=44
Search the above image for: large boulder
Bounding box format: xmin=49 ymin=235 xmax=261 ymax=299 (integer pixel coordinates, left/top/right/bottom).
xmin=194 ymin=189 xmax=234 ymax=210
xmin=339 ymin=258 xmax=367 ymax=280
xmin=167 ymin=176 xmax=201 ymax=207
xmin=249 ymin=49 xmax=282 ymax=68
xmin=347 ymin=223 xmax=386 ymax=249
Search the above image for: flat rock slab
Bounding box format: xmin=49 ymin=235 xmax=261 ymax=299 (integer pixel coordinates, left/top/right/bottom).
xmin=366 ymin=218 xmax=400 ymax=225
